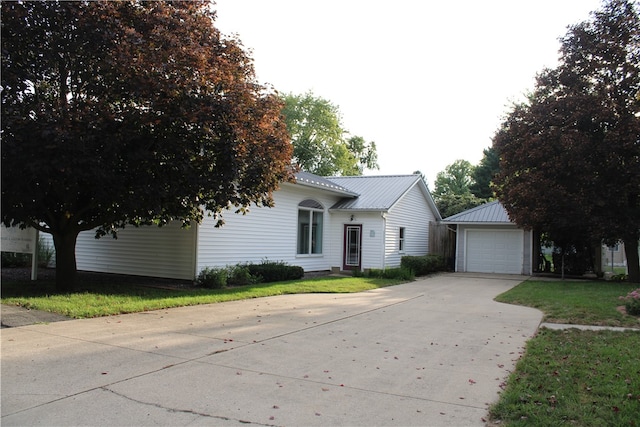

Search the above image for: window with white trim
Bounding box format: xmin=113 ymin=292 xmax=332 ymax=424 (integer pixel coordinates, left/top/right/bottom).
xmin=297 ymin=199 xmax=324 ymax=254
xmin=399 ymin=227 xmax=406 ymax=252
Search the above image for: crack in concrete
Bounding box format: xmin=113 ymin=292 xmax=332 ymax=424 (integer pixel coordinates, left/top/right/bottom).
xmin=101 ymin=387 xmax=279 ymax=426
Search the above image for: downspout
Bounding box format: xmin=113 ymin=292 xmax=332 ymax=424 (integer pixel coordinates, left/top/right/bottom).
xmin=381 ymin=211 xmax=387 ymax=269
xmin=192 ymin=222 xmax=199 ymax=283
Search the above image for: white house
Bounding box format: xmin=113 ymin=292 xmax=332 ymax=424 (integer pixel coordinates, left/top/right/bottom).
xmin=54 ymin=172 xmax=441 ymax=280
xmin=442 ymin=201 xmax=533 ymax=275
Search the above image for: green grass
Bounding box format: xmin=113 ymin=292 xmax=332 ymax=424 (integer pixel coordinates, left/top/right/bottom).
xmin=1 ymin=275 xmax=404 ymax=318
xmin=489 ymin=279 xmax=640 ymax=426
xmin=495 ymin=280 xmax=640 ymax=328
xmin=489 ymin=328 xmax=640 ymax=426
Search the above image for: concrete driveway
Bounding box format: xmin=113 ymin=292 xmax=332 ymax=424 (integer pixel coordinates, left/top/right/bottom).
xmin=1 ymin=273 xmax=542 ymax=426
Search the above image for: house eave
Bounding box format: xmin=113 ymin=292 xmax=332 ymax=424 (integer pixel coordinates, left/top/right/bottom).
xmin=283 ymin=180 xmax=359 ymax=198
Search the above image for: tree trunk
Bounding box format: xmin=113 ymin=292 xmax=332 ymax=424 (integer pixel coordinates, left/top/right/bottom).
xmin=52 ymin=230 xmax=79 ymax=292
xmin=623 ymin=236 xmax=640 ymax=284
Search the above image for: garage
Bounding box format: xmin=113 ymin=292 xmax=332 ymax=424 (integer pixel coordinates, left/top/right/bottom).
xmin=465 ymin=230 xmax=523 ymax=274
xmin=442 ymin=201 xmax=533 ymax=276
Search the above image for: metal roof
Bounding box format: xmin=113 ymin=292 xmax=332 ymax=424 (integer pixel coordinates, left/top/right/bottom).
xmin=327 ymin=175 xmax=423 ymax=211
xmin=294 ymin=171 xmax=359 ymax=197
xmin=442 ymin=200 xmax=513 ymax=223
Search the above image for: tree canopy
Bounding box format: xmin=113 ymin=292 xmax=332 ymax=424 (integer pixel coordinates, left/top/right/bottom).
xmin=432 ymin=159 xmax=486 ymax=217
xmin=492 ymin=0 xmax=640 ymax=282
xmin=1 ymin=1 xmax=294 ymax=290
xmin=281 ymin=91 xmax=378 ymax=176
xmin=470 ymin=146 xmax=499 ymax=199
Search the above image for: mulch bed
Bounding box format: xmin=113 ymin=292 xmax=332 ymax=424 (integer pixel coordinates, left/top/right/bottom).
xmin=1 ymin=267 xmax=195 ymax=289
xmin=1 ymin=267 xmax=331 ymax=290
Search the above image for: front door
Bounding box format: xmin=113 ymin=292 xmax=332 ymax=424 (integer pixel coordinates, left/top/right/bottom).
xmin=343 ymin=225 xmax=362 ymax=270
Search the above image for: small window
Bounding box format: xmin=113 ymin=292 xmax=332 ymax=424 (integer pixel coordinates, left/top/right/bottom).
xmin=399 ymin=227 xmax=405 ymax=252
xmin=297 ymin=200 xmax=324 ymax=255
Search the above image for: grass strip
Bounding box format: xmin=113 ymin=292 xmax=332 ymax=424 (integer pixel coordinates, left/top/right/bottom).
xmin=495 ymin=280 xmax=639 ymax=328
xmin=1 ymin=276 xmax=403 ymax=318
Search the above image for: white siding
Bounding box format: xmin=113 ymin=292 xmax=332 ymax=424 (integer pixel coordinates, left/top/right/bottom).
xmin=43 ymin=222 xmax=197 ymax=280
xmin=326 ymin=211 xmax=385 ymax=271
xmin=384 ymin=183 xmax=434 ymax=268
xmin=196 ymin=183 xmax=344 ymax=274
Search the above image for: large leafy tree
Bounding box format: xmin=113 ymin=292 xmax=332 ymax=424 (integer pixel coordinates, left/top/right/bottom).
xmin=470 ymin=146 xmax=499 ymax=199
xmin=493 ymin=0 xmax=640 ymax=282
xmin=1 ymin=1 xmax=293 ymax=291
xmin=432 ymin=159 xmax=474 ymax=198
xmin=432 ymin=159 xmax=485 ymax=217
xmin=281 ymin=91 xmax=378 ymax=176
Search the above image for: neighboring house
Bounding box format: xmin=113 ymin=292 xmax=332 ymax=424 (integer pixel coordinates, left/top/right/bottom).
xmin=49 ymin=172 xmax=441 ymax=280
xmin=442 ymin=201 xmax=533 ymax=275
xmin=601 ymin=241 xmax=637 ymax=273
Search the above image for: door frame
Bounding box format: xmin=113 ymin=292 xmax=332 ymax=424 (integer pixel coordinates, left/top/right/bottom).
xmin=343 ymin=224 xmax=362 ymax=270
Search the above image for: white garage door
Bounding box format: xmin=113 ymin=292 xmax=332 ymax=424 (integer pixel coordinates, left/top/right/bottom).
xmin=465 ymin=230 xmax=523 ymax=274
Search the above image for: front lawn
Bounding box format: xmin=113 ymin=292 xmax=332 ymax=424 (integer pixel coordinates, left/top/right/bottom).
xmin=489 ymin=279 xmax=640 ymax=426
xmin=1 ymin=274 xmax=404 ymax=318
xmin=489 ymin=328 xmax=640 ymax=426
xmin=495 ymin=279 xmax=639 ymax=328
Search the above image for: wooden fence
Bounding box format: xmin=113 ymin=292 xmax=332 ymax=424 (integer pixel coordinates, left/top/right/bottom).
xmin=429 ymin=222 xmax=456 ymax=270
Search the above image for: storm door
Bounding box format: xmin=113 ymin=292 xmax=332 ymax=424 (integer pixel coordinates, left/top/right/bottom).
xmin=343 ymin=224 xmax=362 ymax=270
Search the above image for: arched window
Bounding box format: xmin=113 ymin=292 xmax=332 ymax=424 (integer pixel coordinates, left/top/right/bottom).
xmin=297 ymin=199 xmax=324 ymax=254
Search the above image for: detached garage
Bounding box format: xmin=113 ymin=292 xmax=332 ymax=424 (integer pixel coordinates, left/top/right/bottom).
xmin=443 ymin=201 xmax=533 ymax=275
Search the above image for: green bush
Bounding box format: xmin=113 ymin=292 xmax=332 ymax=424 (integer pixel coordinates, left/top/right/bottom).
xmin=196 ymin=267 xmax=228 ymax=289
xmin=351 ymin=269 xmax=364 ymax=277
xmin=247 ymin=260 xmax=304 ymax=283
xmin=401 ymin=254 xmax=445 ymax=276
xmin=226 ymin=264 xmax=257 ymax=286
xmin=366 ymin=267 xmax=414 ymax=281
xmin=197 ymin=261 xmax=304 ymax=287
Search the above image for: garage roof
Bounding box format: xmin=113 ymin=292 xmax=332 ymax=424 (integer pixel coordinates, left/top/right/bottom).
xmin=442 ymin=200 xmax=512 ymax=224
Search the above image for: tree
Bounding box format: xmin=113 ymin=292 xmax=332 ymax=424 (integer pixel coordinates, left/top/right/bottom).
xmin=493 ymin=0 xmax=640 ymax=282
xmin=436 ymin=193 xmax=486 ymax=219
xmin=432 ymin=160 xmax=485 ymax=217
xmin=281 ymin=91 xmax=378 ymax=176
xmin=1 ymin=1 xmax=294 ymax=291
xmin=346 ymin=135 xmax=379 ymax=175
xmin=470 ymin=146 xmax=499 ymax=199
xmin=432 ymin=159 xmax=474 ymax=198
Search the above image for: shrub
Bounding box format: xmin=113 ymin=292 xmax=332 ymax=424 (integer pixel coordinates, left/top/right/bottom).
xmin=351 ymin=269 xmax=364 ymax=277
xmin=366 ymin=267 xmax=414 ymax=281
xmin=620 ymin=288 xmax=640 ymax=316
xmin=247 ymin=260 xmax=304 ymax=283
xmin=226 ymin=264 xmax=257 ymax=286
xmin=196 ymin=267 xmax=228 ymax=289
xmin=401 ymin=254 xmax=445 ymax=276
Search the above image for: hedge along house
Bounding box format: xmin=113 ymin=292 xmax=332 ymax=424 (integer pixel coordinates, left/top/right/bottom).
xmin=43 ymin=171 xmax=442 ymax=280
xmin=442 ymin=200 xmax=533 ymax=275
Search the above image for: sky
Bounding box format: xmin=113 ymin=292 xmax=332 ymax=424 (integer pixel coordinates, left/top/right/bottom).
xmin=212 ymin=0 xmax=604 ymax=186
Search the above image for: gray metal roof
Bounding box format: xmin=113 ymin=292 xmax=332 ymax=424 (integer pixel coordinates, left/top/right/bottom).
xmin=327 ymin=175 xmax=423 ymax=211
xmin=294 ymin=171 xmax=359 ymax=197
xmin=442 ymin=200 xmax=513 ymax=223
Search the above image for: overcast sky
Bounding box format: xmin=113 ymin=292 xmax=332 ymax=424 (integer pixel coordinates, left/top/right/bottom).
xmin=213 ymin=0 xmax=604 ymax=185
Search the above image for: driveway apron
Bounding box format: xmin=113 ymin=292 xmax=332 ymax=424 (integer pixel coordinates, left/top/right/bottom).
xmin=1 ymin=273 xmax=542 ymax=426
